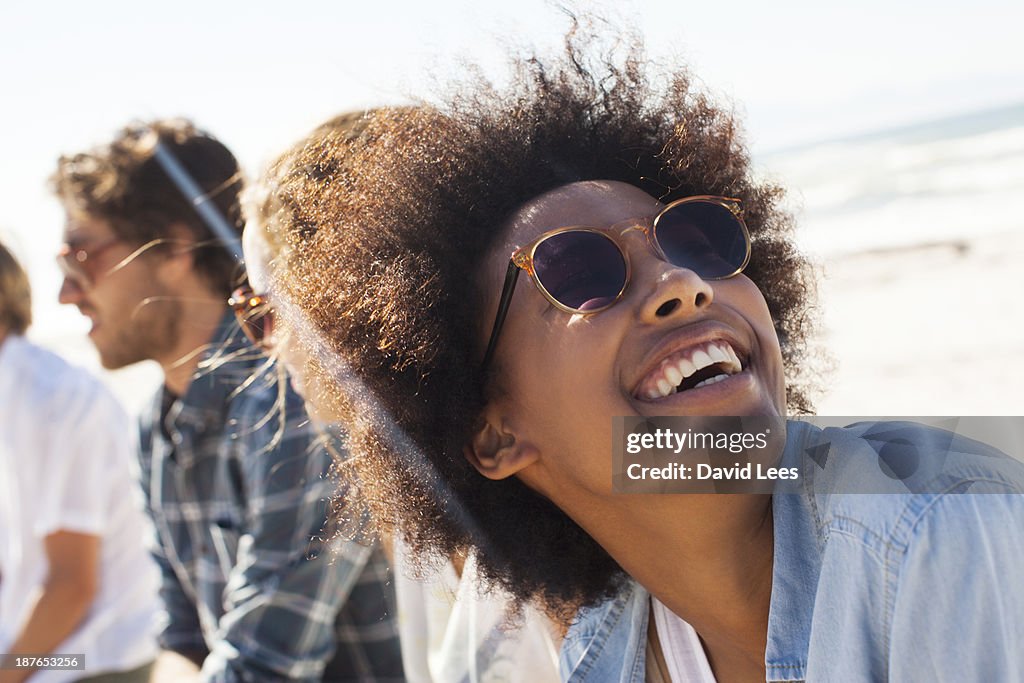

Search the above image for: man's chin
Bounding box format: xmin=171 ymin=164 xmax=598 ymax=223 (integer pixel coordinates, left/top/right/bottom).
xmin=93 ymin=339 xmax=146 ymax=370
xmin=97 ymin=353 xmax=133 ymax=371
xmin=89 ymin=305 xmax=177 ymax=372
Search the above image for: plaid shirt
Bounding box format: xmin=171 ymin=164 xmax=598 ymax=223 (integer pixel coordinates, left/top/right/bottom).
xmin=138 ymin=315 xmax=403 ymax=682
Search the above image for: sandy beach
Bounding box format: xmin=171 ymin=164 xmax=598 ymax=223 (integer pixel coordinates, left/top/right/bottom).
xmin=813 ymin=229 xmax=1024 ymax=416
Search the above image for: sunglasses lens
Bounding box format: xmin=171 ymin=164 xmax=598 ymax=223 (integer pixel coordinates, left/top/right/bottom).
xmin=243 ymin=312 xmax=271 ymax=346
xmin=56 ymin=251 xmax=91 ymax=288
xmin=654 ymin=201 xmax=749 ymax=278
xmin=533 ymin=231 xmax=626 ymax=311
xmin=231 ymin=288 xmax=273 ymax=346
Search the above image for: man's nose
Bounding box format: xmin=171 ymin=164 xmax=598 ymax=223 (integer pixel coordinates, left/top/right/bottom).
xmin=58 ymin=275 xmax=84 ymax=305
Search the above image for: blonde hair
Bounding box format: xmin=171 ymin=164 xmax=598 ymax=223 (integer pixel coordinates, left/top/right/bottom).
xmin=0 ymin=241 xmax=32 ymax=335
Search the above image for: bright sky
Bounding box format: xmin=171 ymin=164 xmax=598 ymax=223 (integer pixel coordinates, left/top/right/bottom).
xmin=2 ymin=0 xmax=1022 ymax=336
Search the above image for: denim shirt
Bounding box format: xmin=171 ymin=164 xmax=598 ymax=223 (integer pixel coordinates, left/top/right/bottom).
xmin=560 ymin=420 xmax=1024 ymax=682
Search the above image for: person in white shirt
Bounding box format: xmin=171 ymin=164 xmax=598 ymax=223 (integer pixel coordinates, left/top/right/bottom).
xmin=0 ymin=241 xmax=160 ymax=683
xmin=390 ymin=538 xmax=562 ymax=683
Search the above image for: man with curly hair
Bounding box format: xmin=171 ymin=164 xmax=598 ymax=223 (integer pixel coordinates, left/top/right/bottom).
xmin=52 ymin=120 xmax=402 ymax=682
xmin=254 ymin=29 xmax=1024 ymax=682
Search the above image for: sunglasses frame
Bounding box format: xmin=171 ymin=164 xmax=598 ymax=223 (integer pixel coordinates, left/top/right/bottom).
xmin=56 ymin=237 xmax=126 ymax=288
xmin=482 ymin=195 xmax=750 ymax=368
xmin=229 ymin=285 xmax=275 ymax=347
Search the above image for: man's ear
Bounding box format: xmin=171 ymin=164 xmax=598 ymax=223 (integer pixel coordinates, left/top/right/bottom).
xmin=463 ymin=404 xmax=540 ymax=481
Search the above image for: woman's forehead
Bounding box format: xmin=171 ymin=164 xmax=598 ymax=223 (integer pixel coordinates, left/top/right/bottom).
xmin=501 ymin=180 xmax=662 ymax=248
xmin=479 ymin=180 xmax=663 ymax=294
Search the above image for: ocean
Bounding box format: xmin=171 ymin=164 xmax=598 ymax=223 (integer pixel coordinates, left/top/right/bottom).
xmin=762 ymin=101 xmax=1024 ymax=257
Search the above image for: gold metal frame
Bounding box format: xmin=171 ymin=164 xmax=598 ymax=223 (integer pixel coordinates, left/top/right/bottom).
xmin=56 ymin=236 xmax=193 ymax=289
xmin=55 ymin=237 xmax=124 ymax=287
xmin=511 ymin=195 xmax=748 ymax=314
xmin=482 ymin=195 xmax=750 ymax=367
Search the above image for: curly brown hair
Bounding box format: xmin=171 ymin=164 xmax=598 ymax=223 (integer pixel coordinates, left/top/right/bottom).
xmin=51 ymin=118 xmax=244 ymax=296
xmin=255 ymin=31 xmax=820 ymax=612
xmin=249 ymin=110 xmax=379 ymax=284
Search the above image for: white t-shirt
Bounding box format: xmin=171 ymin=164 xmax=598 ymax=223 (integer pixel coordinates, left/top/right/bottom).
xmin=651 ymin=597 xmax=717 ymax=683
xmin=0 ymin=336 xmax=160 ymax=681
xmin=394 ymin=538 xmax=561 ymax=683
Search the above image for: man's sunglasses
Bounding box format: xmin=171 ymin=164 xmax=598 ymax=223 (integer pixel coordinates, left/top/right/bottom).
xmin=56 ymin=237 xmax=126 ymax=288
xmin=482 ymin=195 xmax=751 ymax=367
xmin=57 ymin=237 xmax=202 ymax=289
xmin=229 ymin=285 xmax=274 ymax=347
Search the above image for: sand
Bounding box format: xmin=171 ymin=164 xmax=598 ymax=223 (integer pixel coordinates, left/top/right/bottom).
xmin=813 ymin=230 xmax=1024 ymax=416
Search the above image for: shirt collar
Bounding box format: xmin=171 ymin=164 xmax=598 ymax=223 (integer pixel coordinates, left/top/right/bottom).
xmin=0 ymin=333 xmax=20 ymax=370
xmin=161 ymin=310 xmax=263 ymax=431
xmin=561 ymin=581 xmax=649 ymax=683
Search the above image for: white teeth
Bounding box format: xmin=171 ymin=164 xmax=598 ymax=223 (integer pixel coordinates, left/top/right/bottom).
xmin=639 ymin=340 xmax=746 ymax=400
xmin=664 ymin=364 xmax=684 ymax=386
xmin=694 ymin=373 xmax=729 ymax=388
xmin=691 ymin=349 xmax=714 ymax=370
xmin=725 ymin=344 xmax=741 ymax=368
xmin=708 ymin=344 xmax=729 ymax=364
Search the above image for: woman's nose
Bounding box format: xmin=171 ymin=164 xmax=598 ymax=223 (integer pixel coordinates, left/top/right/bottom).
xmin=617 ymin=225 xmax=714 ymax=324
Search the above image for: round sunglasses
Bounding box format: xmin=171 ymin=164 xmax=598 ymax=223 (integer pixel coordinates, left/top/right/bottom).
xmin=56 ymin=237 xmax=126 ymax=288
xmin=229 ymin=285 xmax=275 ymax=347
xmin=482 ymin=195 xmax=751 ymax=367
xmin=57 ymin=237 xmax=194 ymax=289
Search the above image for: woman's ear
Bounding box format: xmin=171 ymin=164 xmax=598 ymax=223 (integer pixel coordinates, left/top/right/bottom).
xmin=463 ymin=404 xmax=540 ymax=480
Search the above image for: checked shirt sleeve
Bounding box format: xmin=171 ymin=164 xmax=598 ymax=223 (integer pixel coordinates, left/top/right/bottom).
xmin=199 ymin=378 xmax=371 ymax=682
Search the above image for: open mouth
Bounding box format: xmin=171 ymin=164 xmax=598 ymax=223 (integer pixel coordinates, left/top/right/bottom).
xmin=78 ymin=307 xmax=99 ymax=335
xmin=635 ymin=339 xmax=745 ymax=401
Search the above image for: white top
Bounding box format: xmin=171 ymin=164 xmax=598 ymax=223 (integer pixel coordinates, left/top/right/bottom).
xmin=0 ymin=336 xmax=160 ymax=681
xmin=393 ymin=538 xmax=561 ymax=683
xmin=651 ymin=597 xmax=717 ymax=683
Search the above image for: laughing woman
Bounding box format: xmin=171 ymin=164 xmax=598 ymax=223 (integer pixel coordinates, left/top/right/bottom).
xmin=260 ymin=32 xmax=1024 ymax=683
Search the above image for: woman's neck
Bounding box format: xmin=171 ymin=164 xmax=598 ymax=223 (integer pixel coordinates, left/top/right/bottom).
xmin=578 ymin=493 xmax=775 ymax=680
